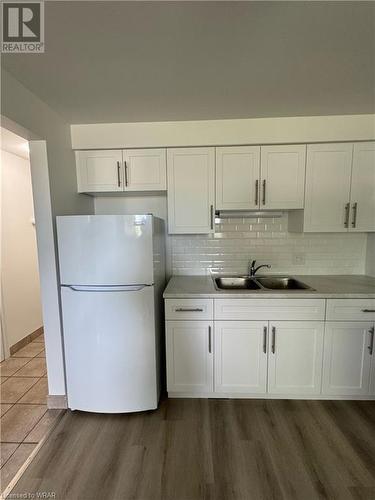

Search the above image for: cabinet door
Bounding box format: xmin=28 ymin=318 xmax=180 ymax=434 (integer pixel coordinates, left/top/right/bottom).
xmin=322 ymin=322 xmax=373 ymax=396
xmin=214 ymin=321 xmax=267 ymax=394
xmin=123 ymin=149 xmax=166 ymax=191
xmin=216 ymin=146 xmax=260 ymax=210
xmin=76 ymin=150 xmax=123 ymax=193
xmin=370 ymin=326 xmax=375 ymax=394
xmin=268 ymin=321 xmax=324 ymax=395
xmin=304 ymin=143 xmax=353 ymax=232
xmin=349 ymin=142 xmax=375 ymax=232
xmin=260 ymin=145 xmax=306 ymax=209
xmin=166 ymin=321 xmax=213 ymax=393
xmin=167 ymin=148 xmax=215 ymax=234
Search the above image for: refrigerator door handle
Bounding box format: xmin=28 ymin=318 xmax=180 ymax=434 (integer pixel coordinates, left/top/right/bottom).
xmin=64 ymin=285 xmax=150 ymax=292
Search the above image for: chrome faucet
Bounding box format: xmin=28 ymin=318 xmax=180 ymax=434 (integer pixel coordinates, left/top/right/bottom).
xmin=249 ymin=260 xmax=271 ymax=277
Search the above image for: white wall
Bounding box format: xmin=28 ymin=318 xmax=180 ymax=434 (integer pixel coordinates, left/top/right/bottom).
xmin=366 ymin=234 xmax=375 ymax=277
xmin=1 ymin=69 xmax=94 ymax=398
xmin=71 ymin=114 xmax=375 ymax=150
xmin=1 ymin=150 xmax=43 ymax=347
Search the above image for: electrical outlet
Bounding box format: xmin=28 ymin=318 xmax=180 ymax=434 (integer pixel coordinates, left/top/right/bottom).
xmin=292 ymin=253 xmax=306 ymax=265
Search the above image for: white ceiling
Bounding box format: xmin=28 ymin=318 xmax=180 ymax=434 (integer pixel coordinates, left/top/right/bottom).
xmin=2 ymin=1 xmax=375 ymax=124
xmin=1 ymin=128 xmax=30 ymax=160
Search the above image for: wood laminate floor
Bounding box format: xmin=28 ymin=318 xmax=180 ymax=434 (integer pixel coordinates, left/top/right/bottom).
xmin=9 ymin=398 xmax=375 ymax=500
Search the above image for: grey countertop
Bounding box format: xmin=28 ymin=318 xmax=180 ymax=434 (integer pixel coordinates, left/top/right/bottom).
xmin=163 ymin=274 xmax=375 ymax=299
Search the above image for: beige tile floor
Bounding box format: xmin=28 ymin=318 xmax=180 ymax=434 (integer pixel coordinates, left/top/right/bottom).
xmin=0 ymin=333 xmax=64 ymax=493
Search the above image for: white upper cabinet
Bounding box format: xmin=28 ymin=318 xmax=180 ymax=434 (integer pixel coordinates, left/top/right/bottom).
xmin=123 ymin=149 xmax=166 ymax=191
xmin=76 ymin=150 xmax=123 ymax=193
xmin=76 ymin=148 xmax=166 ymax=193
xmin=167 ymin=147 xmax=215 ymax=234
xmin=216 ymin=146 xmax=260 ymax=210
xmin=260 ymin=145 xmax=306 ymax=209
xmin=349 ymin=142 xmax=375 ymax=232
xmin=215 ymin=145 xmax=305 ymax=210
xmin=294 ymin=143 xmax=353 ymax=232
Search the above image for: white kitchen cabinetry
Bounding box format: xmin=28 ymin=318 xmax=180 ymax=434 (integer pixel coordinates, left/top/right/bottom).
xmin=216 ymin=144 xmax=306 ymax=210
xmin=76 ymin=149 xmax=166 ymax=193
xmin=294 ymin=143 xmax=353 ymax=232
xmin=165 ymin=299 xmax=213 ymax=321
xmin=216 ymin=146 xmax=260 ymax=210
xmin=289 ymin=141 xmax=375 ymax=233
xmin=166 ymin=320 xmax=213 ymax=394
xmin=214 ymin=298 xmax=325 ymax=321
xmin=214 ymin=321 xmax=268 ymax=393
xmin=326 ymin=299 xmax=375 ymax=322
xmin=165 ymin=297 xmax=375 ymax=399
xmin=322 ymin=322 xmax=373 ymax=396
xmin=167 ymin=148 xmax=215 ymax=234
xmin=350 ymin=142 xmax=375 ymax=232
xmin=76 ymin=150 xmax=123 ymax=193
xmin=260 ymin=145 xmax=306 ymax=209
xmin=267 ymin=321 xmax=324 ymax=395
xmin=123 ymin=149 xmax=166 ymax=191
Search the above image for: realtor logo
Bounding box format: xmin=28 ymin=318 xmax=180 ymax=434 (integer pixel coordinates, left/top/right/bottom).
xmin=1 ymin=1 xmax=44 ymax=53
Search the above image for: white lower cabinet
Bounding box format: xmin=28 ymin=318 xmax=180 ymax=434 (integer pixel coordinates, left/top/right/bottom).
xmin=267 ymin=321 xmax=324 ymax=395
xmin=322 ymin=322 xmax=373 ymax=396
xmin=166 ymin=321 xmax=213 ymax=394
xmin=165 ymin=299 xmax=375 ymax=400
xmin=214 ymin=321 xmax=268 ymax=394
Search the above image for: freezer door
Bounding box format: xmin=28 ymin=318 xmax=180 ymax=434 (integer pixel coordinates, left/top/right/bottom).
xmin=61 ymin=285 xmax=158 ymax=413
xmin=57 ymin=215 xmax=153 ymax=286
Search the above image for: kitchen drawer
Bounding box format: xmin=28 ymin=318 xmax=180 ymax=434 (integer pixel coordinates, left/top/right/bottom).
xmin=326 ymin=299 xmax=375 ymax=321
xmin=165 ymin=299 xmax=213 ymax=320
xmin=214 ymin=299 xmax=325 ymax=321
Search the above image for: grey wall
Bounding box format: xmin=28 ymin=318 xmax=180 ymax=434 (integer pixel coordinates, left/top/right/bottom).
xmin=1 ymin=69 xmax=94 ymax=397
xmin=1 ymin=70 xmax=93 ymax=217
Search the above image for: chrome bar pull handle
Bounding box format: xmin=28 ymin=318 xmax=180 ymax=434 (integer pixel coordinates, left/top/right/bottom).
xmin=124 ymin=161 xmax=128 ymax=187
xmin=117 ymin=161 xmax=121 ymax=187
xmin=208 ymin=325 xmax=212 ymax=354
xmin=368 ymin=327 xmax=374 ymax=355
xmin=351 ymin=202 xmax=358 ymax=228
xmin=255 ymin=180 xmax=259 ymax=206
xmin=175 ymin=308 xmax=204 ymax=312
xmin=210 ymin=205 xmax=214 ymax=230
xmin=271 ymin=326 xmax=276 ymax=354
xmin=263 ymin=326 xmax=267 ymax=354
xmin=262 ymin=180 xmax=266 ymax=205
xmin=344 ymin=202 xmax=350 ymax=228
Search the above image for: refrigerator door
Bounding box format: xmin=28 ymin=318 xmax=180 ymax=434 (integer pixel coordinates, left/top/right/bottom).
xmin=61 ymin=285 xmax=158 ymax=413
xmin=57 ymin=215 xmax=154 ymax=286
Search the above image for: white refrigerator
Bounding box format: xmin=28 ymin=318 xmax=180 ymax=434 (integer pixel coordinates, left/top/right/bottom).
xmin=57 ymin=214 xmax=165 ymax=413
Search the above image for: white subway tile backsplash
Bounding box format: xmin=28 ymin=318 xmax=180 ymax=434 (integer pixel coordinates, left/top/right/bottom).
xmin=171 ymin=213 xmax=367 ymax=276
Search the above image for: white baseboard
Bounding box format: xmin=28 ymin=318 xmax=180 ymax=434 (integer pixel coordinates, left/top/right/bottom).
xmin=167 ymin=392 xmax=375 ymax=401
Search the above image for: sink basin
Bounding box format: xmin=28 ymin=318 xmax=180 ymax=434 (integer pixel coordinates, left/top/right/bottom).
xmin=256 ymin=277 xmax=314 ymax=290
xmin=214 ymin=276 xmax=261 ymax=290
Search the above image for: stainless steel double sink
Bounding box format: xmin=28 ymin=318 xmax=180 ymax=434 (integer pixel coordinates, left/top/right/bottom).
xmin=214 ymin=276 xmax=314 ymax=291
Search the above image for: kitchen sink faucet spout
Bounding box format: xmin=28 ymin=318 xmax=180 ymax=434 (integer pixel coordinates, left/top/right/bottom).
xmin=249 ymin=260 xmax=271 ymax=277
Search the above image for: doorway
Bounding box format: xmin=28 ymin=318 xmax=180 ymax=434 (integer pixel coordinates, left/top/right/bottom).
xmin=1 ymin=127 xmax=43 ymax=358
